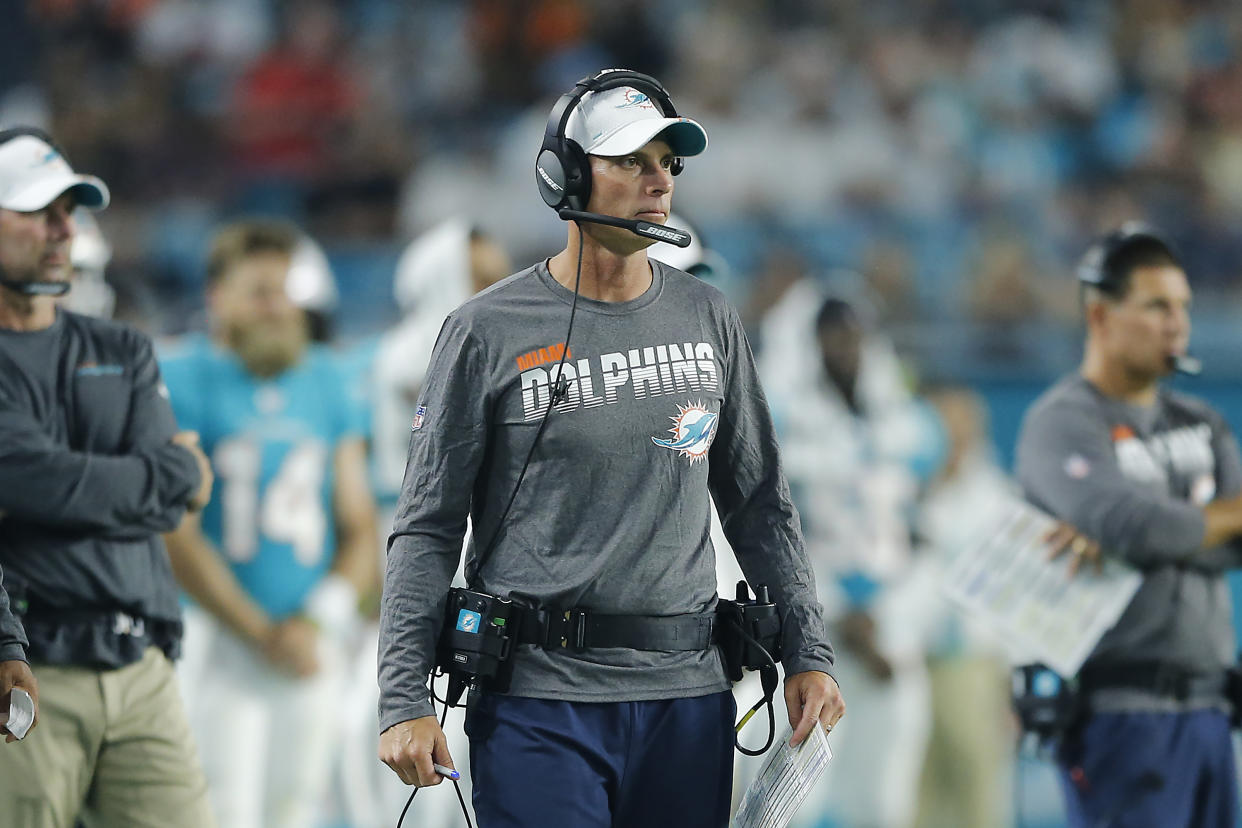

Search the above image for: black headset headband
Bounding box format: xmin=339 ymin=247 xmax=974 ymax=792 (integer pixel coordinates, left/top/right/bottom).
xmin=542 ymin=69 xmax=680 ymax=152
xmin=0 ymin=126 xmax=64 ymax=156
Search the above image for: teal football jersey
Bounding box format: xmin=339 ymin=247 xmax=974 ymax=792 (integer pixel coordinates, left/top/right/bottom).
xmin=160 ymin=335 xmax=363 ymax=618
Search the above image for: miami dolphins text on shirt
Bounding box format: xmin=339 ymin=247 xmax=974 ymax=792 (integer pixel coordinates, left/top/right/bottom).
xmin=1112 ymin=422 xmax=1216 ymax=499
xmin=518 ymin=341 xmax=719 ymax=420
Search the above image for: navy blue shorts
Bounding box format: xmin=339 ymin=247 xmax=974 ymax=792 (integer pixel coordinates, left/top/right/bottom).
xmin=1056 ymin=709 xmax=1238 ymax=828
xmin=464 ymin=690 xmax=736 ymax=828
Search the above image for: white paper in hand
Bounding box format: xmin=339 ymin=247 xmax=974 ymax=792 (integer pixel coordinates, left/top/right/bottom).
xmin=940 ymin=496 xmax=1142 ymax=676
xmin=732 ymin=724 xmax=833 ymax=828
xmin=6 ymin=687 xmax=34 ymax=740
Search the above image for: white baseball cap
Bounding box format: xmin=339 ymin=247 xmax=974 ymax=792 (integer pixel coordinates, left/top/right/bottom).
xmin=0 ymin=134 xmax=109 ymax=212
xmin=565 ymin=85 xmax=708 ymax=158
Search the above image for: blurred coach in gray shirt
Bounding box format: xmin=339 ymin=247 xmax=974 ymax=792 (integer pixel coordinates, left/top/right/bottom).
xmin=0 ymin=127 xmax=215 ymax=828
xmin=1018 ymin=224 xmax=1242 ymax=828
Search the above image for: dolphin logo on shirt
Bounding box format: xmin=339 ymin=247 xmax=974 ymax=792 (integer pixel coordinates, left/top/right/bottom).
xmin=652 ymin=401 xmax=718 ymax=464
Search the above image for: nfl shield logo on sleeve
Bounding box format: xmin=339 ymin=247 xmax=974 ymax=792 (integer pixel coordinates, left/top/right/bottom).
xmin=412 ymin=405 xmax=426 ymax=431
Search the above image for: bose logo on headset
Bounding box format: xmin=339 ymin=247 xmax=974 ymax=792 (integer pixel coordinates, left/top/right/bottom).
xmin=537 ymin=166 xmax=563 ymax=193
xmin=641 ymin=225 xmax=683 ymax=242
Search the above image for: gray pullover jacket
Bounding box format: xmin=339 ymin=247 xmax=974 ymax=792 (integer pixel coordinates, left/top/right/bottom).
xmin=0 ymin=311 xmax=201 ymax=667
xmin=1017 ymin=374 xmax=1242 ymax=711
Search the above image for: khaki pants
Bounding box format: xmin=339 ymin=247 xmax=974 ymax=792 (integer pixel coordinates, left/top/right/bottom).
xmin=0 ymin=646 xmax=215 ymax=828
xmin=914 ymin=655 xmax=1013 ymax=828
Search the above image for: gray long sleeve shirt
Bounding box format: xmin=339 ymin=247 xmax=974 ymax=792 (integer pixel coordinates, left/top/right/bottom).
xmin=0 ymin=311 xmax=201 ymax=667
xmin=0 ymin=564 xmax=27 ymax=663
xmin=379 ymin=261 xmax=834 ymax=731
xmin=1016 ymin=374 xmax=1242 ymax=710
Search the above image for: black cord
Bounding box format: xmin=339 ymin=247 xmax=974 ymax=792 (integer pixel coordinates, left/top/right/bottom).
xmin=451 ymin=774 xmax=475 ymax=828
xmin=728 ymin=619 xmax=781 ymax=756
xmin=466 ymin=228 xmax=584 ymax=589
xmin=395 ymin=692 xmax=475 ymax=828
xmin=429 ymin=667 xmax=451 ymax=707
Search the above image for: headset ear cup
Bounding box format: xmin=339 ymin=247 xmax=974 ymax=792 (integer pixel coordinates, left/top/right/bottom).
xmin=563 ymin=140 xmax=592 ymax=213
xmin=536 ymin=149 xmax=569 ymax=209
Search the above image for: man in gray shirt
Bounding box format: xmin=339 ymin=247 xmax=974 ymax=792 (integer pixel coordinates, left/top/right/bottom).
xmin=378 ymin=70 xmax=844 ymax=827
xmin=1017 ymin=224 xmax=1242 ymax=827
xmin=0 ymin=127 xmax=216 ymax=827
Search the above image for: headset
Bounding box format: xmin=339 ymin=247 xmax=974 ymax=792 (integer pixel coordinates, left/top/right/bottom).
xmin=0 ymin=125 xmax=61 ymax=155
xmin=535 ymin=69 xmax=692 ymax=248
xmin=0 ymin=126 xmax=79 ymax=297
xmin=1077 ymin=221 xmax=1201 ymax=376
xmin=1077 ymin=221 xmax=1179 ymax=292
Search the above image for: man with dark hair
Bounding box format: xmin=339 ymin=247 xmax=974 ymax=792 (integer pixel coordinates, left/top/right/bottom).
xmin=1017 ymin=223 xmax=1242 ymax=827
xmin=774 ymin=293 xmax=940 ymax=828
xmin=0 ymin=127 xmax=216 ymax=826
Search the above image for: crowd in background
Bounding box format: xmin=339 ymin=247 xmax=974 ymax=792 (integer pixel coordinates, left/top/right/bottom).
xmin=5 ymin=0 xmax=1242 ymax=378
xmin=7 ymin=2 xmax=1242 ymax=827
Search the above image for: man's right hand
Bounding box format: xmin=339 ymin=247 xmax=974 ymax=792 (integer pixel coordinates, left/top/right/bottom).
xmin=0 ymin=660 xmax=38 ymax=743
xmin=172 ymin=431 xmax=214 ymax=511
xmin=380 ymin=716 xmax=457 ymax=787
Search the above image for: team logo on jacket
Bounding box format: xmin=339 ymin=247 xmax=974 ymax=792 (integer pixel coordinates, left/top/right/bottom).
xmin=652 ymin=400 xmax=718 ymax=464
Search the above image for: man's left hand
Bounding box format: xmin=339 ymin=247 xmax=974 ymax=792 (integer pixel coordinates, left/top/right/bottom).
xmin=785 ymin=670 xmax=844 ymax=748
xmin=0 ymin=659 xmax=38 ymax=743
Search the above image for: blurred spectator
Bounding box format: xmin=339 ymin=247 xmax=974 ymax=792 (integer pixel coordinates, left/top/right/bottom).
xmin=12 ymin=0 xmax=1242 ymax=375
xmin=333 ymin=218 xmax=510 ymax=828
xmin=160 ymin=219 xmax=378 ymax=828
xmin=61 ymin=208 xmax=116 ymax=319
xmin=763 ymin=290 xmax=944 ymax=828
xmin=0 ymin=124 xmax=215 ymax=828
xmin=227 ymin=0 xmax=361 ymax=208
xmin=284 ymin=233 xmax=339 ymax=343
xmin=914 ymin=386 xmax=1016 ymax=828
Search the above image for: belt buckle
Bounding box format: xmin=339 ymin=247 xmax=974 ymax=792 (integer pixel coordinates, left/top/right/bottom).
xmin=534 ymin=609 xmax=557 ymax=649
xmin=561 ymin=608 xmax=588 ymax=651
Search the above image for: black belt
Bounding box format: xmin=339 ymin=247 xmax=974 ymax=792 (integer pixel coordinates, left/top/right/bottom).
xmin=514 ymin=607 xmax=717 ymax=652
xmin=1078 ymin=663 xmax=1227 ymax=701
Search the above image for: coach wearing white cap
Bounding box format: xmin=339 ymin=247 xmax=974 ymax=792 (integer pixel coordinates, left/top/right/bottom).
xmin=0 ymin=127 xmax=217 ymax=827
xmin=379 ymin=71 xmax=844 ymax=827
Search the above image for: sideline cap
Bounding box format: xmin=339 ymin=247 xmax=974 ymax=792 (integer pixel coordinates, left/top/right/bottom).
xmin=0 ymin=134 xmax=109 ymax=212
xmin=565 ymin=86 xmax=708 ymax=158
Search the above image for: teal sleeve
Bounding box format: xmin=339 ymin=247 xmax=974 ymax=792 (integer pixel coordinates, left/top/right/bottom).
xmin=157 ymin=350 xmax=204 ymax=435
